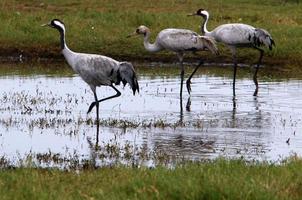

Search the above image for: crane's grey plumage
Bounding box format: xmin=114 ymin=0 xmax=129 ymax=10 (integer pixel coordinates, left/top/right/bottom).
xmin=189 ymin=9 xmax=275 ymax=96
xmin=42 ymin=19 xmax=139 ymax=122
xmin=129 ymin=25 xmax=218 ymax=98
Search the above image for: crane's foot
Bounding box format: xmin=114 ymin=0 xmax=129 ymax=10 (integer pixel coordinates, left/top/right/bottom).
xmin=87 ymin=102 xmax=96 ymax=114
xmin=186 ymin=79 xmax=192 ymax=94
xmin=253 ymin=88 xmax=258 ymax=97
xmin=253 ymin=77 xmax=258 ymax=96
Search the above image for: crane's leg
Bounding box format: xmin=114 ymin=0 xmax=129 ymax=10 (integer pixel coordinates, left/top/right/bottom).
xmin=233 ymin=60 xmax=237 ymax=97
xmin=87 ymin=85 xmax=121 ymax=114
xmin=177 ymin=53 xmax=185 ymax=100
xmin=93 ymin=90 xmax=100 ymax=124
xmin=186 ymin=97 xmax=191 ymax=111
xmin=186 ymin=60 xmax=203 ymax=94
xmin=180 ymin=63 xmax=184 ymax=99
xmin=230 ymin=48 xmax=237 ymax=97
xmin=253 ymin=47 xmax=264 ymax=96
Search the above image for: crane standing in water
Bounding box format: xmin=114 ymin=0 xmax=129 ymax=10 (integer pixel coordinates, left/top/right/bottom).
xmin=42 ymin=19 xmax=139 ymax=123
xmin=128 ymin=25 xmax=218 ymax=99
xmin=188 ymin=9 xmax=275 ymax=96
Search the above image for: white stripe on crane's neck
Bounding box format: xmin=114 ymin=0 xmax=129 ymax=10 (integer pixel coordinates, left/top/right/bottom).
xmin=53 ymin=20 xmax=66 ymax=34
xmin=200 ymin=10 xmax=210 ymax=34
xmin=53 ymin=20 xmax=67 ymax=50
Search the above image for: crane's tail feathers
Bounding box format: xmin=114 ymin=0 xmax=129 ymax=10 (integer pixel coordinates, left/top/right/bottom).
xmin=199 ymin=36 xmax=219 ymax=55
xmin=250 ymin=28 xmax=275 ymax=50
xmin=117 ymin=62 xmax=139 ymax=95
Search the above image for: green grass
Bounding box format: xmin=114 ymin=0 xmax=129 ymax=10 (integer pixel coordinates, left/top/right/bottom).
xmin=0 ymin=0 xmax=301 ymax=66
xmin=1 ymin=158 xmax=302 ymax=199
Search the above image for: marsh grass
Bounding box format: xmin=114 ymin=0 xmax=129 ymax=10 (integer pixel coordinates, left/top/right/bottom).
xmin=1 ymin=158 xmax=302 ymax=199
xmin=0 ymin=0 xmax=301 ymax=65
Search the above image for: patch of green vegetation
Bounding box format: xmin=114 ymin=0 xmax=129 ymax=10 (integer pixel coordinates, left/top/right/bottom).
xmin=0 ymin=158 xmax=302 ymax=199
xmin=0 ymin=0 xmax=301 ymax=66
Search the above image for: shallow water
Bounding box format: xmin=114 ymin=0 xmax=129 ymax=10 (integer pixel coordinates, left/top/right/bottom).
xmin=0 ymin=62 xmax=302 ymax=168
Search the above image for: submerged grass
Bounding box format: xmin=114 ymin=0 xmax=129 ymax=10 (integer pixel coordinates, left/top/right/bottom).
xmin=0 ymin=158 xmax=302 ymax=199
xmin=0 ymin=0 xmax=301 ymax=66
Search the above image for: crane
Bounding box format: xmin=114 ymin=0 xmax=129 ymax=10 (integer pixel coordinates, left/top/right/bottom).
xmin=128 ymin=25 xmax=218 ymax=99
xmin=42 ymin=19 xmax=139 ymax=123
xmin=188 ymin=9 xmax=275 ymax=96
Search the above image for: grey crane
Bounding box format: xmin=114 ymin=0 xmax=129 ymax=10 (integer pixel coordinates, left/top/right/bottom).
xmin=188 ymin=9 xmax=275 ymax=96
xmin=42 ymin=19 xmax=139 ymax=123
xmin=128 ymin=25 xmax=218 ymax=99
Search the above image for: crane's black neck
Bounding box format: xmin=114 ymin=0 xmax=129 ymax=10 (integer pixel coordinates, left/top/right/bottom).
xmin=58 ymin=29 xmax=66 ymax=50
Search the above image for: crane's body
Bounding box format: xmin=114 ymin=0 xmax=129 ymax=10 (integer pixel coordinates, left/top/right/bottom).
xmin=150 ymin=28 xmax=217 ymax=52
xmin=63 ymin=50 xmax=119 ymax=86
xmin=43 ymin=19 xmax=139 ymax=122
xmin=204 ymin=23 xmax=274 ymax=50
xmin=208 ymin=24 xmax=256 ymax=46
xmin=190 ymin=9 xmax=275 ymax=96
xmin=63 ymin=49 xmax=135 ymax=89
xmin=130 ymin=25 xmax=218 ymax=98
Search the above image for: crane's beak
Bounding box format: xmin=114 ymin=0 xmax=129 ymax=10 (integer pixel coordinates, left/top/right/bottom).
xmin=187 ymin=13 xmax=197 ymax=17
xmin=126 ymin=32 xmax=138 ymax=38
xmin=41 ymin=22 xmax=52 ymax=28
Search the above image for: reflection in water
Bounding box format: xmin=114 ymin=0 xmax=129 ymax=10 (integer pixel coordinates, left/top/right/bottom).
xmin=179 ymin=96 xmax=183 ymax=123
xmin=0 ymin=63 xmax=302 ymax=168
xmin=232 ymin=96 xmax=237 ymax=111
xmin=179 ymin=97 xmax=193 ymax=123
xmin=231 ymin=97 xmax=237 ymax=128
xmin=87 ymin=122 xmax=102 ymax=169
xmin=87 ymin=137 xmax=97 ymax=169
xmin=96 ymin=122 xmax=100 ymax=148
xmin=253 ymin=81 xmax=259 ymax=97
xmin=253 ymin=96 xmax=260 ymax=111
xmin=185 ymin=97 xmax=191 ymax=112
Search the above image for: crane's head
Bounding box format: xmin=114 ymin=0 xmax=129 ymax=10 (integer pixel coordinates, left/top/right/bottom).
xmin=127 ymin=25 xmax=150 ymax=38
xmin=188 ymin=9 xmax=209 ymax=19
xmin=41 ymin=19 xmax=66 ymax=34
xmin=136 ymin=25 xmax=150 ymax=35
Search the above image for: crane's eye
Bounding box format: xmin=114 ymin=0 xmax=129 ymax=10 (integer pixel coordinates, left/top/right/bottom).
xmin=136 ymin=29 xmax=140 ymax=33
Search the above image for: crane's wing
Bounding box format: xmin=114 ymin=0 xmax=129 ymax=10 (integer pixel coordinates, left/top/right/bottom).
xmin=72 ymin=54 xmax=139 ymax=94
xmin=198 ymin=36 xmax=219 ymax=55
xmin=212 ymin=23 xmax=255 ymax=45
xmin=73 ymin=54 xmax=120 ymax=86
xmin=211 ymin=24 xmax=275 ymax=50
xmin=157 ymin=29 xmax=209 ymax=51
xmin=252 ymin=28 xmax=275 ymax=50
xmin=117 ymin=62 xmax=139 ymax=95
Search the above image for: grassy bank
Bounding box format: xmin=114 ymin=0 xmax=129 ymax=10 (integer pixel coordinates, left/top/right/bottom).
xmin=0 ymin=0 xmax=301 ymax=66
xmin=0 ymin=158 xmax=302 ymax=199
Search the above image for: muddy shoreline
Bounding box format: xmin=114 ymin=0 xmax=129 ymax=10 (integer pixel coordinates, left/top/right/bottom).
xmin=0 ymin=47 xmax=293 ymax=67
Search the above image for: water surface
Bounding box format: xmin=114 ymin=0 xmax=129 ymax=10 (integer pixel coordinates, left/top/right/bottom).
xmin=0 ymin=62 xmax=301 ymax=168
